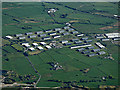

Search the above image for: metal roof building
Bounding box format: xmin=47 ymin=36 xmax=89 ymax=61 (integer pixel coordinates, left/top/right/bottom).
xmin=38 ymin=34 xmax=46 ymax=37
xmin=85 ymin=40 xmax=92 ymax=43
xmin=81 ymin=37 xmax=88 ymax=40
xmin=87 ymin=53 xmax=96 ymax=57
xmin=58 ymin=30 xmax=65 ymax=33
xmin=98 ymin=51 xmax=106 ymax=55
xmin=71 ymin=31 xmax=78 ymax=34
xmin=25 ymin=32 xmax=33 ymax=35
xmin=67 ymin=28 xmax=74 ymax=32
xmin=6 ymin=36 xmax=13 ymax=39
xmin=74 ymin=40 xmax=82 ymax=44
xmin=44 ymin=29 xmax=53 ymax=33
xmin=76 ymin=34 xmax=84 ymax=37
xmin=87 ymin=46 xmax=94 ymax=49
xmin=28 ymin=35 xmax=37 ymax=38
xmin=95 ymin=42 xmax=105 ymax=49
xmin=70 ymin=44 xmax=92 ymax=49
xmin=42 ymin=37 xmax=51 ymax=40
xmin=61 ymin=40 xmax=68 ymax=44
xmin=40 ymin=42 xmax=47 ymax=46
xmin=53 ymin=35 xmax=61 ymax=38
xmin=18 ymin=36 xmax=26 ymax=40
xmin=54 ymin=28 xmax=61 ymax=31
xmin=22 ymin=43 xmax=30 ymax=48
xmin=37 ymin=46 xmax=44 ymax=50
xmin=15 ymin=34 xmax=23 ymax=37
xmin=32 ymin=43 xmax=38 ymax=47
xmin=77 ymin=48 xmax=85 ymax=52
xmin=29 ymin=47 xmax=35 ymax=51
xmin=82 ymin=51 xmax=90 ymax=54
xmin=35 ymin=31 xmax=43 ymax=34
xmin=92 ymin=49 xmax=100 ymax=52
xmin=64 ymin=43 xmax=72 ymax=46
xmin=48 ymin=32 xmax=57 ymax=36
xmin=105 ymin=33 xmax=120 ymax=38
xmin=101 ymin=38 xmax=110 ymax=41
xmin=64 ymin=26 xmax=70 ymax=29
xmin=62 ymin=32 xmax=70 ymax=36
xmin=46 ymin=45 xmax=52 ymax=49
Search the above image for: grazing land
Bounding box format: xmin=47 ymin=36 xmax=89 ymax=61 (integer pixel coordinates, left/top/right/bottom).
xmin=2 ymin=2 xmax=119 ymax=89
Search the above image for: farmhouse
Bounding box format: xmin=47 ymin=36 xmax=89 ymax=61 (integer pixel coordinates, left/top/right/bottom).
xmin=77 ymin=48 xmax=85 ymax=52
xmin=101 ymin=38 xmax=110 ymax=41
xmin=45 ymin=29 xmax=53 ymax=33
xmin=95 ymin=42 xmax=105 ymax=49
xmin=81 ymin=37 xmax=88 ymax=40
xmin=43 ymin=37 xmax=51 ymax=40
xmin=18 ymin=36 xmax=26 ymax=40
xmin=28 ymin=35 xmax=37 ymax=38
xmin=53 ymin=35 xmax=61 ymax=38
xmin=67 ymin=28 xmax=74 ymax=32
xmin=48 ymin=32 xmax=56 ymax=36
xmin=5 ymin=36 xmax=13 ymax=39
xmin=37 ymin=46 xmax=44 ymax=50
xmin=29 ymin=47 xmax=35 ymax=51
xmin=54 ymin=28 xmax=61 ymax=31
xmin=25 ymin=32 xmax=33 ymax=35
xmin=22 ymin=43 xmax=30 ymax=48
xmin=76 ymin=34 xmax=84 ymax=37
xmin=71 ymin=31 xmax=78 ymax=34
xmin=62 ymin=32 xmax=70 ymax=35
xmin=39 ymin=34 xmax=46 ymax=37
xmin=105 ymin=33 xmax=120 ymax=38
xmin=87 ymin=53 xmax=96 ymax=57
xmin=40 ymin=42 xmax=47 ymax=46
xmin=70 ymin=44 xmax=92 ymax=49
xmin=15 ymin=34 xmax=23 ymax=37
xmin=32 ymin=43 xmax=38 ymax=47
xmin=45 ymin=45 xmax=52 ymax=49
xmin=98 ymin=51 xmax=106 ymax=55
xmin=35 ymin=31 xmax=43 ymax=34
xmin=92 ymin=49 xmax=100 ymax=52
xmin=61 ymin=40 xmax=68 ymax=44
xmin=58 ymin=30 xmax=65 ymax=33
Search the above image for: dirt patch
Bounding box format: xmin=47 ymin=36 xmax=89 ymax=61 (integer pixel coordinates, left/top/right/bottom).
xmin=99 ymin=26 xmax=113 ymax=30
xmin=69 ymin=20 xmax=79 ymax=23
xmin=24 ymin=21 xmax=38 ymax=23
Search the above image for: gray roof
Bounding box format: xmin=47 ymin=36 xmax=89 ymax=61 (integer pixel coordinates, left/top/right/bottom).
xmin=98 ymin=51 xmax=106 ymax=55
xmin=71 ymin=39 xmax=79 ymax=42
xmin=19 ymin=36 xmax=26 ymax=40
xmin=63 ymin=32 xmax=70 ymax=35
xmin=43 ymin=37 xmax=51 ymax=40
xmin=68 ymin=28 xmax=74 ymax=31
xmin=71 ymin=31 xmax=78 ymax=34
xmin=87 ymin=46 xmax=94 ymax=49
xmin=54 ymin=28 xmax=61 ymax=31
xmin=45 ymin=29 xmax=53 ymax=32
xmin=58 ymin=30 xmax=65 ymax=33
xmin=101 ymin=38 xmax=110 ymax=41
xmin=16 ymin=34 xmax=23 ymax=37
xmin=77 ymin=48 xmax=85 ymax=52
xmin=81 ymin=37 xmax=88 ymax=40
xmin=74 ymin=40 xmax=82 ymax=44
xmin=85 ymin=40 xmax=92 ymax=43
xmin=87 ymin=53 xmax=96 ymax=57
xmin=25 ymin=32 xmax=33 ymax=35
xmin=92 ymin=49 xmax=100 ymax=52
xmin=36 ymin=31 xmax=43 ymax=34
xmin=28 ymin=35 xmax=37 ymax=38
xmin=39 ymin=34 xmax=46 ymax=37
xmin=82 ymin=51 xmax=90 ymax=54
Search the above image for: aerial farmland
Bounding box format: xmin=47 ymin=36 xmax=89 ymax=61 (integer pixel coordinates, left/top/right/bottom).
xmin=1 ymin=2 xmax=120 ymax=89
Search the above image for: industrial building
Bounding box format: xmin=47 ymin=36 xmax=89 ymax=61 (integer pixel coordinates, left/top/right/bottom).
xmin=87 ymin=53 xmax=96 ymax=57
xmin=54 ymin=28 xmax=61 ymax=31
xmin=32 ymin=43 xmax=38 ymax=47
xmin=87 ymin=46 xmax=94 ymax=49
xmin=74 ymin=40 xmax=82 ymax=44
xmin=82 ymin=51 xmax=90 ymax=54
xmin=48 ymin=32 xmax=57 ymax=36
xmin=40 ymin=42 xmax=47 ymax=46
xmin=81 ymin=37 xmax=88 ymax=40
xmin=95 ymin=42 xmax=105 ymax=49
xmin=70 ymin=44 xmax=92 ymax=49
xmin=85 ymin=40 xmax=92 ymax=43
xmin=45 ymin=29 xmax=53 ymax=33
xmin=58 ymin=30 xmax=65 ymax=33
xmin=5 ymin=36 xmax=13 ymax=39
xmin=105 ymin=33 xmax=120 ymax=38
xmin=45 ymin=45 xmax=52 ymax=49
xmin=67 ymin=28 xmax=74 ymax=32
xmin=64 ymin=43 xmax=72 ymax=46
xmin=101 ymin=38 xmax=110 ymax=41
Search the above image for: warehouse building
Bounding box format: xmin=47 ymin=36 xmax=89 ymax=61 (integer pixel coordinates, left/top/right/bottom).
xmin=112 ymin=38 xmax=120 ymax=41
xmin=42 ymin=37 xmax=51 ymax=40
xmin=38 ymin=34 xmax=46 ymax=37
xmin=28 ymin=35 xmax=37 ymax=38
xmin=15 ymin=34 xmax=23 ymax=37
xmin=85 ymin=40 xmax=92 ymax=43
xmin=105 ymin=33 xmax=120 ymax=38
xmin=95 ymin=42 xmax=105 ymax=49
xmin=6 ymin=36 xmax=13 ymax=39
xmin=25 ymin=32 xmax=33 ymax=35
xmin=98 ymin=51 xmax=106 ymax=55
xmin=77 ymin=48 xmax=85 ymax=52
xmin=18 ymin=36 xmax=26 ymax=40
xmin=35 ymin=31 xmax=43 ymax=34
xmin=92 ymin=49 xmax=100 ymax=52
xmin=64 ymin=43 xmax=72 ymax=46
xmin=70 ymin=44 xmax=92 ymax=49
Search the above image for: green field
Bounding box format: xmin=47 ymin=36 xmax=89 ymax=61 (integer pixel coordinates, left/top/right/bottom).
xmin=2 ymin=2 xmax=119 ymax=88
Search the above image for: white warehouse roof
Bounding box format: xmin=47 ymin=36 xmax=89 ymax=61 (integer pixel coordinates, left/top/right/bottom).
xmin=6 ymin=36 xmax=13 ymax=39
xmin=105 ymin=33 xmax=120 ymax=38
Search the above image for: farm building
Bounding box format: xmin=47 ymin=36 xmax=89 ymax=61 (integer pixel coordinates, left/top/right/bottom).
xmin=25 ymin=32 xmax=33 ymax=35
xmin=15 ymin=34 xmax=23 ymax=37
xmin=64 ymin=26 xmax=70 ymax=29
xmin=85 ymin=40 xmax=92 ymax=43
xmin=43 ymin=37 xmax=51 ymax=40
xmin=32 ymin=43 xmax=38 ymax=47
xmin=112 ymin=38 xmax=120 ymax=41
xmin=70 ymin=44 xmax=92 ymax=49
xmin=58 ymin=30 xmax=65 ymax=33
xmin=71 ymin=39 xmax=79 ymax=42
xmin=76 ymin=34 xmax=84 ymax=37
xmin=98 ymin=51 xmax=106 ymax=55
xmin=71 ymin=31 xmax=78 ymax=34
xmin=77 ymin=48 xmax=85 ymax=52
xmin=48 ymin=32 xmax=56 ymax=36
xmin=87 ymin=53 xmax=96 ymax=57
xmin=29 ymin=47 xmax=35 ymax=51
xmin=74 ymin=40 xmax=82 ymax=44
xmin=62 ymin=32 xmax=70 ymax=35
xmin=95 ymin=42 xmax=105 ymax=49
xmin=5 ymin=36 xmax=13 ymax=39
xmin=101 ymin=38 xmax=110 ymax=41
xmin=61 ymin=40 xmax=68 ymax=44
xmin=54 ymin=28 xmax=61 ymax=31
xmin=82 ymin=51 xmax=90 ymax=54
xmin=35 ymin=31 xmax=43 ymax=34
xmin=95 ymin=34 xmax=104 ymax=39
xmin=38 ymin=34 xmax=46 ymax=37
xmin=18 ymin=36 xmax=26 ymax=40
xmin=53 ymin=35 xmax=61 ymax=38
xmin=64 ymin=43 xmax=72 ymax=46
xmin=92 ymin=49 xmax=100 ymax=52
xmin=67 ymin=28 xmax=74 ymax=32
xmin=37 ymin=46 xmax=44 ymax=50
xmin=40 ymin=42 xmax=47 ymax=46
xmin=45 ymin=29 xmax=53 ymax=33
xmin=22 ymin=43 xmax=30 ymax=48
xmin=81 ymin=37 xmax=88 ymax=40
xmin=87 ymin=46 xmax=94 ymax=49
xmin=28 ymin=35 xmax=37 ymax=38
xmin=105 ymin=33 xmax=120 ymax=38
xmin=45 ymin=45 xmax=52 ymax=49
